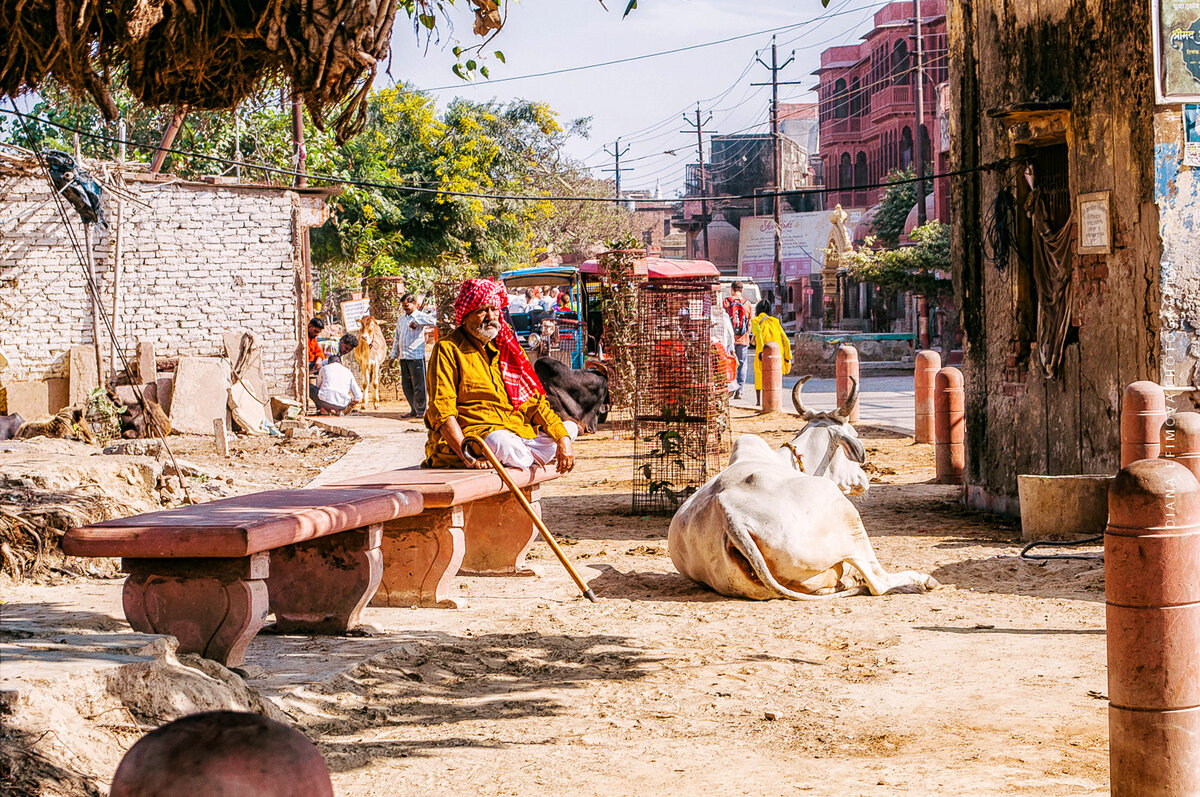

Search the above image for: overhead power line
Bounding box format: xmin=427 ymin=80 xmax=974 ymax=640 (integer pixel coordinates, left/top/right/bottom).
xmin=0 ymin=108 xmax=1024 ymax=205
xmin=416 ymin=2 xmax=881 ymax=92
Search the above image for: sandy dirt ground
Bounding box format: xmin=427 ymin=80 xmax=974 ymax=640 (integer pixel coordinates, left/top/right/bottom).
xmin=1 ymin=407 xmax=1109 ymax=795
xmin=290 ymin=409 xmax=1109 ymax=796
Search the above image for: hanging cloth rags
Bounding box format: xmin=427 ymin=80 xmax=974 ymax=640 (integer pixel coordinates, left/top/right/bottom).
xmin=1025 ymin=188 xmax=1077 ymax=380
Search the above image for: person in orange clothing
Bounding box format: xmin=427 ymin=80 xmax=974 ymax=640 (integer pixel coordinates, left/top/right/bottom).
xmin=306 ymin=317 xmax=326 ymax=374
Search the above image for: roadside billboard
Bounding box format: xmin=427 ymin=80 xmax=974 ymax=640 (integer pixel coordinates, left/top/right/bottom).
xmin=737 ymin=209 xmax=863 ymax=281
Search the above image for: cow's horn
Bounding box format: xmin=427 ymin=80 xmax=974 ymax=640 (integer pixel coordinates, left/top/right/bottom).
xmin=836 ymin=375 xmax=860 ymax=420
xmin=791 ymin=376 xmax=817 ymax=420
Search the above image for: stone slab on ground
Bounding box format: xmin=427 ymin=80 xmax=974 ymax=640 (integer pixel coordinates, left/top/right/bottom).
xmin=223 ymin=330 xmax=268 ymax=405
xmin=69 ymin=344 xmax=99 ymax=406
xmin=154 ymin=375 xmax=175 ymax=415
xmin=135 ymin=341 xmax=157 ymax=384
xmin=1 ymin=378 xmax=67 ymax=419
xmin=169 ymin=357 xmax=231 ymax=435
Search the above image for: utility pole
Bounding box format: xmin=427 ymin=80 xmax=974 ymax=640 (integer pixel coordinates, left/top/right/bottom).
xmin=681 ymin=104 xmax=714 ymax=260
xmin=755 ymin=37 xmax=801 ymax=310
xmin=291 ymin=95 xmax=307 ymax=188
xmin=602 ymin=138 xmax=632 ymax=205
xmin=912 ymin=0 xmax=927 ymax=226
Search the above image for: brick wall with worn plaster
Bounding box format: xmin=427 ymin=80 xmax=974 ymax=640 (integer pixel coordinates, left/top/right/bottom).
xmin=0 ymin=174 xmax=303 ymax=396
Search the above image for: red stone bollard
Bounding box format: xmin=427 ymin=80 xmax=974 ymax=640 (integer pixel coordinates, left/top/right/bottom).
xmin=835 ymin=344 xmax=860 ymax=424
xmin=1162 ymin=411 xmax=1200 ymax=484
xmin=761 ymin=342 xmax=783 ymax=413
xmin=913 ymin=350 xmax=941 ymax=444
xmin=1121 ymin=381 xmax=1167 ymax=467
xmin=1105 ymin=458 xmax=1200 ymax=796
xmin=934 ymin=366 xmax=964 ymax=484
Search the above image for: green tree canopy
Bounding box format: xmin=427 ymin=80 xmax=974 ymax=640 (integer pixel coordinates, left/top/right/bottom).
xmin=3 ymin=82 xmax=645 ymax=298
xmin=844 ymin=221 xmax=951 ymax=300
xmin=869 ymin=169 xmax=933 ymax=248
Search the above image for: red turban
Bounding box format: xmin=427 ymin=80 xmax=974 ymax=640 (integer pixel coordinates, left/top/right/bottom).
xmin=454 ymin=279 xmax=545 ymax=408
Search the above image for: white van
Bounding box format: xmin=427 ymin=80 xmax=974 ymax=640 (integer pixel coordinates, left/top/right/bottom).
xmin=716 ymin=278 xmax=763 ymax=308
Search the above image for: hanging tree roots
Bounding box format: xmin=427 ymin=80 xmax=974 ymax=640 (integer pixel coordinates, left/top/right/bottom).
xmin=0 ymin=0 xmax=508 ymax=143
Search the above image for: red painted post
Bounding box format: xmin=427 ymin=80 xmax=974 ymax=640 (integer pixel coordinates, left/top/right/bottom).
xmin=1105 ymin=458 xmax=1200 ymax=796
xmin=934 ymin=366 xmax=964 ymax=484
xmin=1162 ymin=411 xmax=1200 ymax=484
xmin=1121 ymin=381 xmax=1167 ymax=467
xmin=835 ymin=344 xmax=860 ymax=424
xmin=761 ymin=342 xmax=783 ymax=413
xmin=913 ymin=350 xmax=941 ymax=444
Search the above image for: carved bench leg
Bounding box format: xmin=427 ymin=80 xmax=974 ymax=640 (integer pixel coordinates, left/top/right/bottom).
xmin=122 ymin=553 xmax=269 ymax=667
xmin=460 ymin=487 xmax=541 ymax=576
xmin=267 ymin=524 xmax=382 ymax=634
xmin=372 ymin=507 xmax=464 ymax=608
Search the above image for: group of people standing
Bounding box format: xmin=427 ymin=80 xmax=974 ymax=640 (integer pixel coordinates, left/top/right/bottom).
xmin=721 ymin=281 xmax=792 ymax=405
xmin=298 ymin=278 xmax=787 ymax=473
xmin=508 ymin=285 xmax=571 ymax=314
xmin=304 ymin=293 xmax=437 ymax=417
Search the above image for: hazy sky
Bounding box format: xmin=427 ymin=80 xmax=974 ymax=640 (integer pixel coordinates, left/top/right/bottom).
xmin=383 ymin=0 xmax=882 ymax=196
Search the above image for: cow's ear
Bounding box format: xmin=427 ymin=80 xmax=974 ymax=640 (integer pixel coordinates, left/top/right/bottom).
xmin=835 ymin=430 xmax=867 ymax=463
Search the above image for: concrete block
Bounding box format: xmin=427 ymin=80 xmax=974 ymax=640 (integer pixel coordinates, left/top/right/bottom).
xmin=1 ymin=380 xmax=52 ymax=419
xmin=169 ymin=357 xmax=231 ymax=435
xmin=156 ymin=376 xmax=175 ymax=415
xmin=46 ymin=378 xmax=68 ymax=413
xmin=69 ymin=345 xmax=99 ymax=405
xmin=136 ymin=341 xmax=157 ymax=384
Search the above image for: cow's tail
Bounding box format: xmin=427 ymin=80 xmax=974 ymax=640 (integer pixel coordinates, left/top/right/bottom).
xmin=722 ymin=517 xmax=868 ymax=601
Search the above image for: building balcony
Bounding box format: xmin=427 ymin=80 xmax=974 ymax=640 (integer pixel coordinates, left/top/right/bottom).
xmin=870 ymin=84 xmax=912 ymax=117
xmin=821 ymin=116 xmax=863 ymax=143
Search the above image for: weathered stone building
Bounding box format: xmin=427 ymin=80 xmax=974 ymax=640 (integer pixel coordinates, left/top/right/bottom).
xmin=0 ymin=170 xmax=332 ymax=410
xmin=948 ymin=1 xmax=1200 ymax=512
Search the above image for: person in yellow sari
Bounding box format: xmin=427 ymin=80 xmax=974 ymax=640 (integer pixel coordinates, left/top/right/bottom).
xmin=752 ymin=299 xmax=792 ymax=405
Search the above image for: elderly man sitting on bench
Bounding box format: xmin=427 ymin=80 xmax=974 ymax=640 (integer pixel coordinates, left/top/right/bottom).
xmin=425 ymin=278 xmax=577 ymax=472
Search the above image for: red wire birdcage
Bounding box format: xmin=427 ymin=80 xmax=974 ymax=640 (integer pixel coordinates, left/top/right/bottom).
xmin=631 ymin=280 xmax=730 ymax=514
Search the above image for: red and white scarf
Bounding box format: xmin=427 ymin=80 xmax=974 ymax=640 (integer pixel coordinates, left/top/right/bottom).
xmin=454 ymin=278 xmax=545 ymax=409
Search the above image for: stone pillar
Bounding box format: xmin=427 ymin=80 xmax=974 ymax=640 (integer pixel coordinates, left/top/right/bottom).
xmin=934 ymin=367 xmax=964 ymax=484
xmin=1105 ymin=458 xmax=1200 ymax=796
xmin=835 ymin=344 xmax=860 ymax=424
xmin=914 ymin=350 xmax=941 ymax=444
xmin=1161 ymin=411 xmax=1200 ymax=483
xmin=1121 ymin=381 xmax=1167 ymax=467
xmin=760 ymin=343 xmax=783 ymax=413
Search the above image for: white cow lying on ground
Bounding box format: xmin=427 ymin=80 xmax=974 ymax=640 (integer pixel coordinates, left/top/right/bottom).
xmin=668 ymin=379 xmax=937 ymax=599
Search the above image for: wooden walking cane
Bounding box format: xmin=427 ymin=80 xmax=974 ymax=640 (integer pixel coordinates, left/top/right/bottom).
xmin=464 ymin=435 xmax=597 ymax=602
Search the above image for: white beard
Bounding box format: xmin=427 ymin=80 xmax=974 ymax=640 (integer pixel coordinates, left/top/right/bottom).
xmin=469 ymin=321 xmax=501 ymax=342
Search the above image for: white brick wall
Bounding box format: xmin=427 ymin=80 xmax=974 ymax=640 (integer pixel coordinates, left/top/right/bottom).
xmin=0 ymin=175 xmax=302 ymax=396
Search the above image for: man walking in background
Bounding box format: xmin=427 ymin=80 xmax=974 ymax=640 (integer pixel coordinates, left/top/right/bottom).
xmin=387 ymin=293 xmax=438 ymax=419
xmin=723 ymin=282 xmax=753 ymax=399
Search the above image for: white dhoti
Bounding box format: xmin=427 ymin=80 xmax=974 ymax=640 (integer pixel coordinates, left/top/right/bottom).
xmin=484 ymin=421 xmax=579 ymax=469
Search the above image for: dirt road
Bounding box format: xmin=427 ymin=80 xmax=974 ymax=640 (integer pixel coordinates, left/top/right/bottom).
xmin=292 ymin=410 xmax=1108 ymax=796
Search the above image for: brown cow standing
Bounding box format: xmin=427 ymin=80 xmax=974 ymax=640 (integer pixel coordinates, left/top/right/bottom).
xmin=355 ymin=315 xmax=388 ymax=409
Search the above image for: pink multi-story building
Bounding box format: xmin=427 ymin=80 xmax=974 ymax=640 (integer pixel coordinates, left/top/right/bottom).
xmin=813 ymin=0 xmax=948 ymax=211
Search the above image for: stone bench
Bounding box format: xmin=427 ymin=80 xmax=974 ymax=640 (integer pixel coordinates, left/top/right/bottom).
xmin=329 ymin=466 xmax=561 ymax=609
xmin=62 ymin=487 xmax=423 ymax=666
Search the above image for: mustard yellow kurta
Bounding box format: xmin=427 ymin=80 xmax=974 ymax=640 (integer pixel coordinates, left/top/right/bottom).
xmin=752 ymin=313 xmax=792 ymax=390
xmin=424 ymin=327 xmax=569 ymax=467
